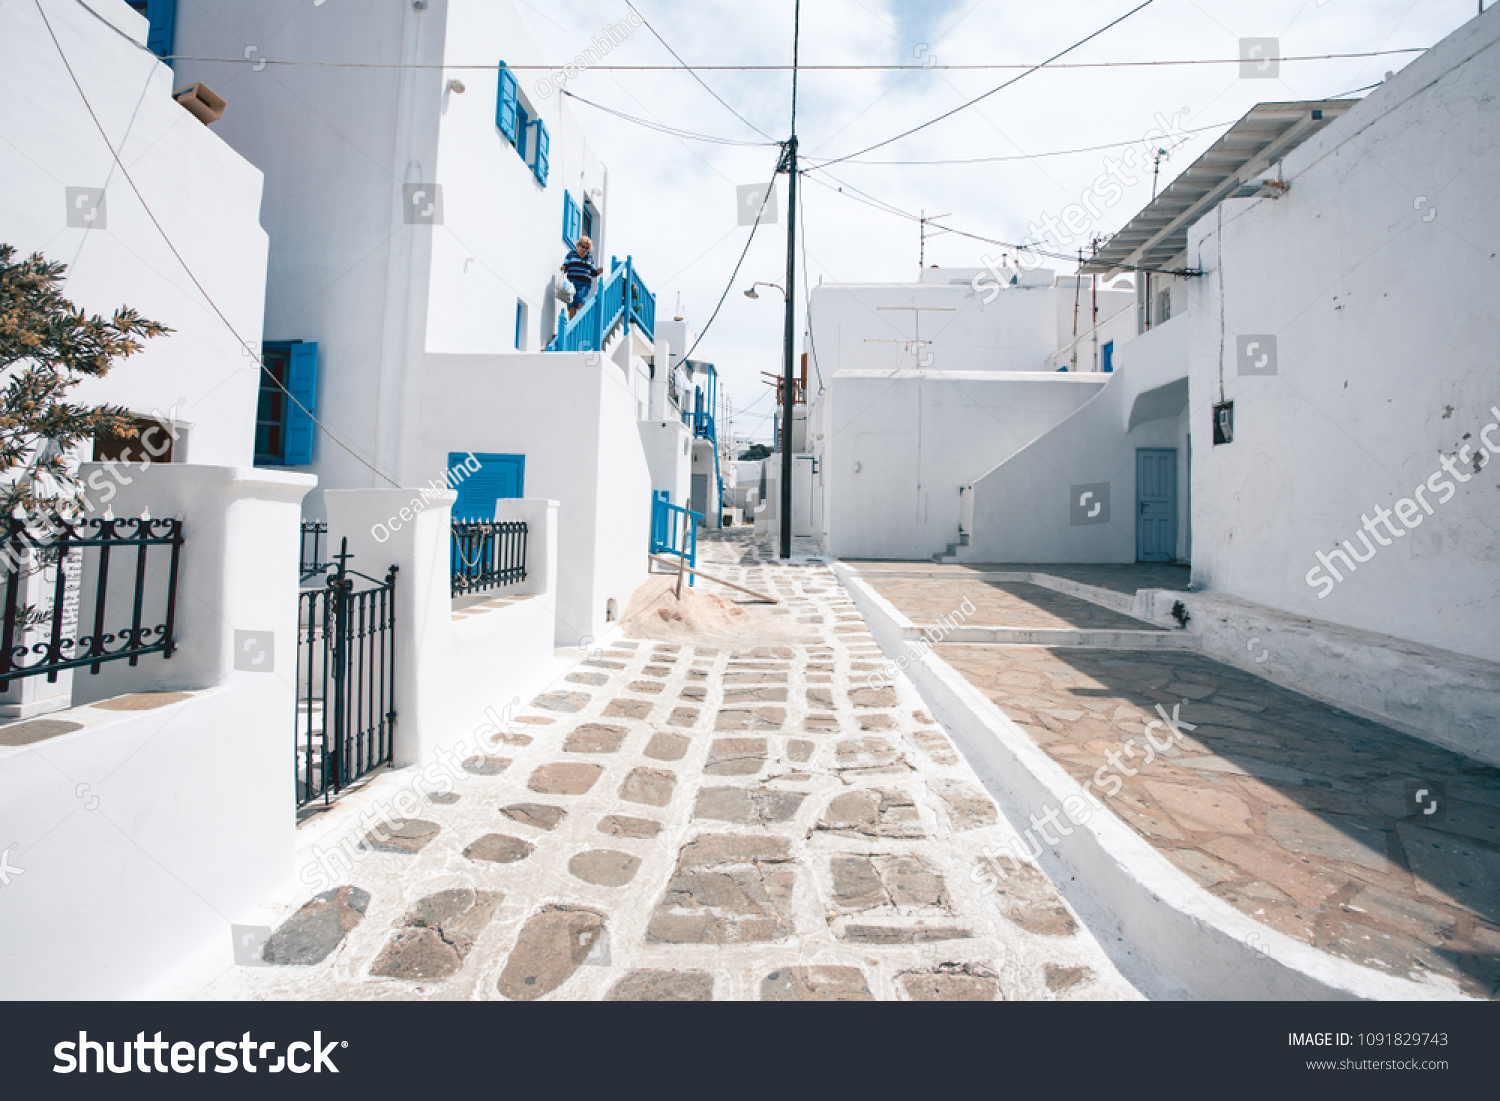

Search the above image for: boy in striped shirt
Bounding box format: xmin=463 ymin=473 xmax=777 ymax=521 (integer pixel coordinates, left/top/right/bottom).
xmin=561 ymin=235 xmax=602 ymax=320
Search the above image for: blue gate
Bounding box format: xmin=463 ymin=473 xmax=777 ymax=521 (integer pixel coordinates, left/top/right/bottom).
xmin=650 ymin=490 xmax=700 ymax=586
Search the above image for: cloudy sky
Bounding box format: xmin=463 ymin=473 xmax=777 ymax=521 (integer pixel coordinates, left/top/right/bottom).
xmin=517 ymin=0 xmax=1479 ymax=441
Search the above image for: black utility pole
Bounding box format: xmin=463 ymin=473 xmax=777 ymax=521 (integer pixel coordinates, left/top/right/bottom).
xmin=779 ymin=0 xmax=801 ymax=560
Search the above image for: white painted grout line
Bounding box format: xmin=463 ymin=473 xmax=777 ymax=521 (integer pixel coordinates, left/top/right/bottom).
xmin=834 ymin=562 xmax=1469 ymax=1002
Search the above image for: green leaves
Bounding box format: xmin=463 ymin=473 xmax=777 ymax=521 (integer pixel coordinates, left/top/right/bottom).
xmin=0 ymin=243 xmax=171 ymax=527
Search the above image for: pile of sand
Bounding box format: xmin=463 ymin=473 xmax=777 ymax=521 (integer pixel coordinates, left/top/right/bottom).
xmin=620 ymin=570 xmax=813 ymax=651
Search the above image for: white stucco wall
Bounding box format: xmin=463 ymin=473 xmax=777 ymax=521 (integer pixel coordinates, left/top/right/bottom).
xmin=1047 ymin=277 xmax=1142 ymax=373
xmin=639 ymin=420 xmax=693 ymax=508
xmin=1184 ymin=6 xmax=1500 ymax=662
xmin=174 ymin=0 xmax=419 ymax=491
xmin=964 ymin=320 xmax=1191 ymax=564
xmin=810 ymin=277 xmax=1134 ymax=375
xmin=0 ymin=463 xmax=313 ymax=998
xmin=324 ymin=489 xmax=559 ymax=768
xmin=1 ymin=0 xmax=268 ymax=466
xmin=820 ymin=371 xmax=1105 ymax=559
xmin=427 ymin=0 xmax=607 ymax=357
xmin=174 ymin=0 xmax=611 ymax=493
xmin=416 ymin=353 xmax=650 ymax=646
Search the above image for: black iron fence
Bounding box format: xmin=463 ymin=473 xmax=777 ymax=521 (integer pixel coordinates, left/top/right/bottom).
xmin=296 ymin=538 xmax=397 ymax=809
xmin=451 ymin=520 xmax=528 ymax=598
xmin=0 ymin=516 xmax=183 ymax=691
xmin=300 ymin=520 xmax=327 ymax=577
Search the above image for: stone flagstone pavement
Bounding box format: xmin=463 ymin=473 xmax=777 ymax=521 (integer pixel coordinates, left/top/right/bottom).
xmin=864 ymin=567 xmax=1500 ymax=999
xmin=202 ymin=533 xmax=1144 ymax=1002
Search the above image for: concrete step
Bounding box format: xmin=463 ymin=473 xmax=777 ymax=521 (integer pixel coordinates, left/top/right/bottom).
xmin=901 ymin=625 xmax=1198 ymax=649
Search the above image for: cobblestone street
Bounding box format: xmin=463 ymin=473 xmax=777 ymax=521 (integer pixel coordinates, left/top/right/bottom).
xmin=204 ymin=534 xmax=1142 ymax=1001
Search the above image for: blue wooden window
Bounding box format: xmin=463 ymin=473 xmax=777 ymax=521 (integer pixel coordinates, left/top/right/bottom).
xmin=562 ymin=190 xmax=580 ymax=245
xmin=449 ymin=453 xmax=525 ymax=519
xmin=256 ymin=341 xmax=318 ymax=466
xmin=126 ymin=0 xmax=176 ymax=64
xmin=515 ymin=300 xmax=527 ymax=350
xmin=1102 ymin=340 xmax=1115 ymax=373
xmin=496 ymin=61 xmax=519 ymax=143
xmin=533 ymin=119 xmax=549 ymax=186
xmin=581 ymin=203 xmax=593 ymax=241
xmin=517 ymin=102 xmax=531 ymax=161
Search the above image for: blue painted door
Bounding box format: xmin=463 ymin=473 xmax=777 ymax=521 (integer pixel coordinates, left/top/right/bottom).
xmin=1136 ymin=448 xmax=1177 ymax=562
xmin=449 ymin=452 xmax=524 ymax=519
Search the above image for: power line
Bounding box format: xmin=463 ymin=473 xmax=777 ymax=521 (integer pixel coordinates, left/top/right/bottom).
xmin=152 ymin=49 xmax=1427 ymax=72
xmin=814 ymin=0 xmax=1161 ymax=170
xmin=803 ymin=117 xmax=1239 ymax=167
xmin=801 ymin=171 xmax=1194 ymax=275
xmin=625 ymin=1 xmax=775 ymax=141
xmin=676 ymin=155 xmax=782 ymax=365
xmin=37 ymin=0 xmax=400 ymax=488
xmin=561 ymin=89 xmax=777 ymax=145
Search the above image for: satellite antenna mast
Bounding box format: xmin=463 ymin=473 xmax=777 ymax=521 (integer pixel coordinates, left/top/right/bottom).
xmin=1151 ymin=147 xmax=1170 ymax=199
xmin=920 ymin=211 xmax=952 ymax=270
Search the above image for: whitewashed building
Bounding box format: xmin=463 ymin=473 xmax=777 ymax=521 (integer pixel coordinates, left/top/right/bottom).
xmin=804 ymin=267 xmax=1135 ymax=559
xmin=820 ymin=7 xmax=1500 ymax=758
xmin=0 ymin=0 xmax=320 ymax=998
xmin=0 ymin=0 xmax=267 ymax=467
xmin=172 ymin=0 xmax=679 ymax=647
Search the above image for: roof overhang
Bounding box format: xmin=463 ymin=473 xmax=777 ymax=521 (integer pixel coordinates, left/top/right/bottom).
xmin=1081 ymin=100 xmax=1356 ymax=276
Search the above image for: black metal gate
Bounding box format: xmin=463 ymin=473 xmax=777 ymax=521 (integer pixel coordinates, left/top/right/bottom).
xmin=296 ymin=538 xmax=397 ymax=809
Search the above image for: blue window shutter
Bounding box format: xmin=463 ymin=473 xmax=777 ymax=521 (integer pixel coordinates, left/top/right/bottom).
xmin=533 ymin=119 xmax=549 ymax=186
xmin=448 ymin=453 xmax=525 ymax=519
xmin=516 ymin=103 xmax=529 ymax=161
xmin=147 ymin=0 xmax=177 ymax=63
xmin=563 ymin=190 xmax=579 ymax=245
xmin=283 ymin=342 xmax=319 ymax=465
xmin=1102 ymin=341 xmax=1114 ymax=373
xmin=496 ymin=62 xmax=519 ymax=143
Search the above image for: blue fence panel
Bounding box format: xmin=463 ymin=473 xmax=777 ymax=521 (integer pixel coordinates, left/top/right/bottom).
xmin=649 ymin=492 xmax=700 ymax=587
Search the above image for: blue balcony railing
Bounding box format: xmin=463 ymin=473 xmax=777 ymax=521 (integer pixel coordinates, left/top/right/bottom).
xmin=547 ymin=254 xmax=655 ymax=354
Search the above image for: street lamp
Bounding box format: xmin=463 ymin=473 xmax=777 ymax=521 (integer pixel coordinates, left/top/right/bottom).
xmin=743 ymin=282 xmax=786 ymax=300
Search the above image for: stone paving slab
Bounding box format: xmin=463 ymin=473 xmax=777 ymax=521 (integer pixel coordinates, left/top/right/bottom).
xmin=846 ymin=561 xmax=1192 ymax=594
xmin=199 ymin=534 xmax=1142 ymax=1003
xmin=869 ymin=577 xmax=1163 ymax=632
xmin=935 ymin=643 xmax=1500 ymax=998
